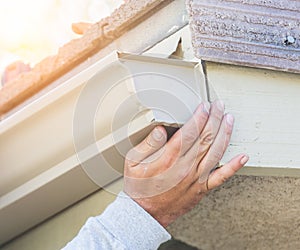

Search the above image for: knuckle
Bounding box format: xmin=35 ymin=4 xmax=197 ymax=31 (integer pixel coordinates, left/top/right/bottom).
xmin=199 ymin=131 xmax=214 ymax=146
xmin=125 ymin=158 xmax=137 ymax=168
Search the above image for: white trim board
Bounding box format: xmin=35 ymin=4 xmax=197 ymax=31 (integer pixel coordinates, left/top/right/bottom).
xmin=206 ymin=62 xmax=300 ymax=175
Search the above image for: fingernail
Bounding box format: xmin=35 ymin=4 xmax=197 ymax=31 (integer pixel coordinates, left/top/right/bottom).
xmin=240 ymin=155 xmax=249 ymax=165
xmin=226 ymin=114 xmax=234 ymax=126
xmin=153 ymin=128 xmax=164 ymax=141
xmin=216 ymin=100 xmax=225 ymax=111
xmin=202 ymin=101 xmax=210 ymax=114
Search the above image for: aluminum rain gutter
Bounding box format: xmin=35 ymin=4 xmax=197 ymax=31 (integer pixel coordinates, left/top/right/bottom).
xmin=0 ymin=51 xmax=206 ymax=244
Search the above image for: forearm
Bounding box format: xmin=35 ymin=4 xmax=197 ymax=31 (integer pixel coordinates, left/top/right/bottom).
xmin=62 ymin=192 xmax=171 ymax=250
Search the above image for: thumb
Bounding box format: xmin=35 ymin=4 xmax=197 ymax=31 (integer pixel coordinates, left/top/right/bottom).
xmin=126 ymin=126 xmax=167 ymax=167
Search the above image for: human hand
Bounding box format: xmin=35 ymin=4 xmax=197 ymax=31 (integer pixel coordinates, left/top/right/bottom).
xmin=124 ymin=101 xmax=249 ymax=227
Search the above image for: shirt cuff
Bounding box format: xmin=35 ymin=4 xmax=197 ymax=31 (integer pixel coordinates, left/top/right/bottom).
xmin=97 ymin=191 xmax=171 ymax=250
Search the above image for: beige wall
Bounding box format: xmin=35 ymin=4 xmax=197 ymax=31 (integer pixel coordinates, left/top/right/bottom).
xmin=169 ymin=175 xmax=300 ymax=250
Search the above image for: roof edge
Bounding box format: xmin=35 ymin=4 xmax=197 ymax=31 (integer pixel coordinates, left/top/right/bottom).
xmin=0 ymin=0 xmax=173 ymax=116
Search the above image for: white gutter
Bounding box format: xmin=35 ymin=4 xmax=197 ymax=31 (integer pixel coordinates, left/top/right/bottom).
xmin=0 ymin=51 xmax=206 ymax=244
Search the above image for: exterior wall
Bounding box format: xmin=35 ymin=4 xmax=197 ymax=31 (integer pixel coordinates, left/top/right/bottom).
xmin=169 ymin=175 xmax=300 ymax=250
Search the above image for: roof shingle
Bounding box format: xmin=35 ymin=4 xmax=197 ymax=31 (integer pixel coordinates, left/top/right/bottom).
xmin=0 ymin=0 xmax=170 ymax=116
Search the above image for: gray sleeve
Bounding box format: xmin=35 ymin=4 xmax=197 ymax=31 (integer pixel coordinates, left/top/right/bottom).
xmin=62 ymin=191 xmax=171 ymax=250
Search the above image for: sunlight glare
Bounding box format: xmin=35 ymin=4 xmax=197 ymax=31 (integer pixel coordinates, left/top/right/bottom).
xmin=0 ymin=0 xmax=123 ymax=79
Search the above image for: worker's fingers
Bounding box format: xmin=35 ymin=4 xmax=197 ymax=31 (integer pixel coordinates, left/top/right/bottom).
xmin=182 ymin=101 xmax=225 ymax=171
xmin=164 ymin=102 xmax=210 ymax=159
xmin=143 ymin=102 xmax=210 ymax=178
xmin=125 ymin=126 xmax=167 ymax=168
xmin=140 ymin=101 xmax=222 ymax=180
xmin=206 ymin=154 xmax=249 ymax=190
xmin=196 ymin=100 xmax=225 ymax=152
xmin=197 ymin=113 xmax=234 ymax=182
